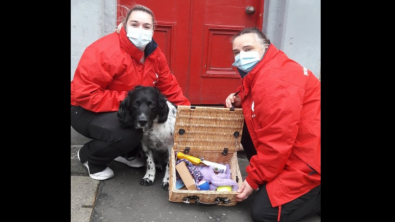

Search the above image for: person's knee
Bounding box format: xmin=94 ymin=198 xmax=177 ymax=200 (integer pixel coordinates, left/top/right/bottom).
xmin=251 ymin=205 xmax=271 ymax=222
xmin=113 ymin=129 xmax=143 ymax=152
xmin=94 ymin=130 xmax=142 ymax=159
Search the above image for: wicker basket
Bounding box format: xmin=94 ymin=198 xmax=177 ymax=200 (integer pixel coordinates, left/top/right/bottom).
xmin=168 ymin=105 xmax=244 ymax=206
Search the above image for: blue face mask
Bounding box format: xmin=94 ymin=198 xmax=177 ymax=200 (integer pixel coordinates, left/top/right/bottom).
xmin=232 ymin=51 xmax=261 ymax=74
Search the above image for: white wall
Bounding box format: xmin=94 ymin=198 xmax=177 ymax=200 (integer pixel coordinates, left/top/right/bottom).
xmin=283 ymin=0 xmax=320 ymax=79
xmin=263 ymin=0 xmax=321 ymax=79
xmin=70 ymin=0 xmax=117 ymax=81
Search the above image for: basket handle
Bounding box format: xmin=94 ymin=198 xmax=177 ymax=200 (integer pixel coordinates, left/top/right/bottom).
xmin=182 ymin=196 xmax=231 ymax=205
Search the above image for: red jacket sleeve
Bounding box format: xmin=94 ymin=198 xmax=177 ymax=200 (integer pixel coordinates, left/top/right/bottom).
xmin=72 ymin=47 xmax=128 ymax=112
xmin=153 ymin=54 xmax=190 ymax=106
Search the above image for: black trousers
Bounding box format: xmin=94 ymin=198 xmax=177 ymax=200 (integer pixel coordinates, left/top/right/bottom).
xmin=241 ymin=122 xmax=321 ymax=222
xmin=71 ymin=105 xmax=143 ymax=174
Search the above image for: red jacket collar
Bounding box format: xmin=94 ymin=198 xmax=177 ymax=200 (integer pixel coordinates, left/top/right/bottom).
xmin=119 ymin=26 xmax=144 ymax=62
xmin=241 ymin=44 xmax=280 ymax=97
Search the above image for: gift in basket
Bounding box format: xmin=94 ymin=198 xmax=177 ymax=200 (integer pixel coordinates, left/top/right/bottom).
xmin=168 ymin=105 xmax=244 ymax=206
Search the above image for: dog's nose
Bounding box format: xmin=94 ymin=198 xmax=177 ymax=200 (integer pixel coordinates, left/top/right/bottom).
xmin=139 ymin=120 xmax=147 ymax=126
xmin=138 ymin=114 xmax=148 ymax=126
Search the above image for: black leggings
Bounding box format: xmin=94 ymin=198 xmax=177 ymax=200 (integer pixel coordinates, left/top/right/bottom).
xmin=71 ymin=105 xmax=143 ymax=174
xmin=241 ymin=121 xmax=321 ymax=222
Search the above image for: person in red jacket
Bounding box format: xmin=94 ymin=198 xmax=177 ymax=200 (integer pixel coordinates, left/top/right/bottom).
xmin=225 ymin=27 xmax=321 ymax=222
xmin=71 ymin=4 xmax=190 ymax=181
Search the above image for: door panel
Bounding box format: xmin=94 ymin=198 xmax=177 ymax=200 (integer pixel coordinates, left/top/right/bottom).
xmin=189 ymin=0 xmax=262 ymax=104
xmin=153 ymin=22 xmax=176 ymax=71
xmin=118 ymin=0 xmax=263 ymax=105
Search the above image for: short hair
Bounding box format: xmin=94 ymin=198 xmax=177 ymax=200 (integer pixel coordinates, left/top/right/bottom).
xmin=232 ymin=27 xmax=270 ymax=47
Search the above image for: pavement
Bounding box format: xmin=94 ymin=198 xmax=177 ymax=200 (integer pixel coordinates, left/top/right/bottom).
xmin=71 ymin=145 xmax=321 ymax=222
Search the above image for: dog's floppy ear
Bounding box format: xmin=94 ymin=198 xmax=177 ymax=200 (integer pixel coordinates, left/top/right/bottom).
xmin=157 ymin=89 xmax=169 ymax=123
xmin=117 ymin=91 xmax=133 ymax=128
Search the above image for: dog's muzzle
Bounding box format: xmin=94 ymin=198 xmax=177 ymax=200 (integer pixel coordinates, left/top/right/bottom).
xmin=136 ymin=113 xmax=151 ymax=132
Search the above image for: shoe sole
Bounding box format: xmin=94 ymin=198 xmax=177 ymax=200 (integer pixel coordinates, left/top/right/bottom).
xmin=114 ymin=156 xmax=145 ymax=168
xmin=78 ymin=149 xmax=114 ymax=180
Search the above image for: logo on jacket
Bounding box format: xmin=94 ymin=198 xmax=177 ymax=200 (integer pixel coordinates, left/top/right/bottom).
xmin=153 ymin=73 xmax=158 ymax=85
xmin=303 ymin=67 xmax=308 ymax=76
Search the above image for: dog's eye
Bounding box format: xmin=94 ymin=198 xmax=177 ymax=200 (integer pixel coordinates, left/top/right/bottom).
xmin=132 ymin=102 xmax=139 ymax=108
xmin=148 ymin=102 xmax=155 ymax=108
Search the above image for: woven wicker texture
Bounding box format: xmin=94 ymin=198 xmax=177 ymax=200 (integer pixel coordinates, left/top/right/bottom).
xmin=169 ymin=106 xmax=245 ymax=206
xmin=173 ymin=105 xmax=245 ymax=153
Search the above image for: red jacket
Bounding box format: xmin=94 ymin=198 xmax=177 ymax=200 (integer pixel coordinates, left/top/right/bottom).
xmin=71 ymin=26 xmax=190 ymax=112
xmin=237 ymin=44 xmax=321 ymax=208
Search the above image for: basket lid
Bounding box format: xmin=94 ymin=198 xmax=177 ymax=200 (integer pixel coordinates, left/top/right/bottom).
xmin=173 ymin=105 xmax=245 ymax=153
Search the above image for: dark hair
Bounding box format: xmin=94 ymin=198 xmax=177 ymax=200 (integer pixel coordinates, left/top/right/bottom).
xmin=232 ymin=27 xmax=270 ymax=46
xmin=121 ymin=4 xmax=156 ymax=29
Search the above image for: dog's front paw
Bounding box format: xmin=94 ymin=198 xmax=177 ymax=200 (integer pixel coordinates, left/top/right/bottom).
xmin=162 ymin=182 xmax=169 ymax=191
xmin=140 ymin=178 xmax=154 ymax=186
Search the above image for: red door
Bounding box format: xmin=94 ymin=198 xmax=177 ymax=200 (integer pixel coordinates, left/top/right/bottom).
xmin=118 ymin=0 xmax=264 ymax=105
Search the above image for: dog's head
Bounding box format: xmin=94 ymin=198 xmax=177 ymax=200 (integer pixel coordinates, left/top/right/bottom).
xmin=117 ymin=85 xmax=170 ymax=131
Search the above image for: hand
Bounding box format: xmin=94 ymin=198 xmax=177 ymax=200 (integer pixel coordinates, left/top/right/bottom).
xmin=235 ymin=180 xmax=254 ymax=202
xmin=225 ymin=93 xmax=241 ymax=108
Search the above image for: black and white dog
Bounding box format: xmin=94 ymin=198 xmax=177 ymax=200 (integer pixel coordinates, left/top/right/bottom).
xmin=117 ymin=85 xmax=177 ymax=190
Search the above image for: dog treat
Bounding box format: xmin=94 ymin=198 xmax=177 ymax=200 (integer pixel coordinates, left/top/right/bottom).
xmin=176 ymin=161 xmax=197 ymax=190
xmin=177 ymin=152 xmax=227 ymax=173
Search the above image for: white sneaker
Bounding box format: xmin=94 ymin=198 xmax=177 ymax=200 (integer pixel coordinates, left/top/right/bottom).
xmin=114 ymin=155 xmax=145 ymax=168
xmin=77 ymin=149 xmax=114 ymax=181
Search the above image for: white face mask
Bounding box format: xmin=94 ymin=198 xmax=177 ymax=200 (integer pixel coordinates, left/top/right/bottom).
xmin=126 ymin=27 xmax=153 ymax=49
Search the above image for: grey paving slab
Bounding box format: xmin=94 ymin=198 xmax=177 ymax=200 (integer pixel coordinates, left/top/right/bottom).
xmin=71 ymin=176 xmax=99 ymax=222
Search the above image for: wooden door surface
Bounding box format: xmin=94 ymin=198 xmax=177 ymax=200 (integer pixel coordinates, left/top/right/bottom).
xmin=118 ymin=0 xmax=263 ymax=105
